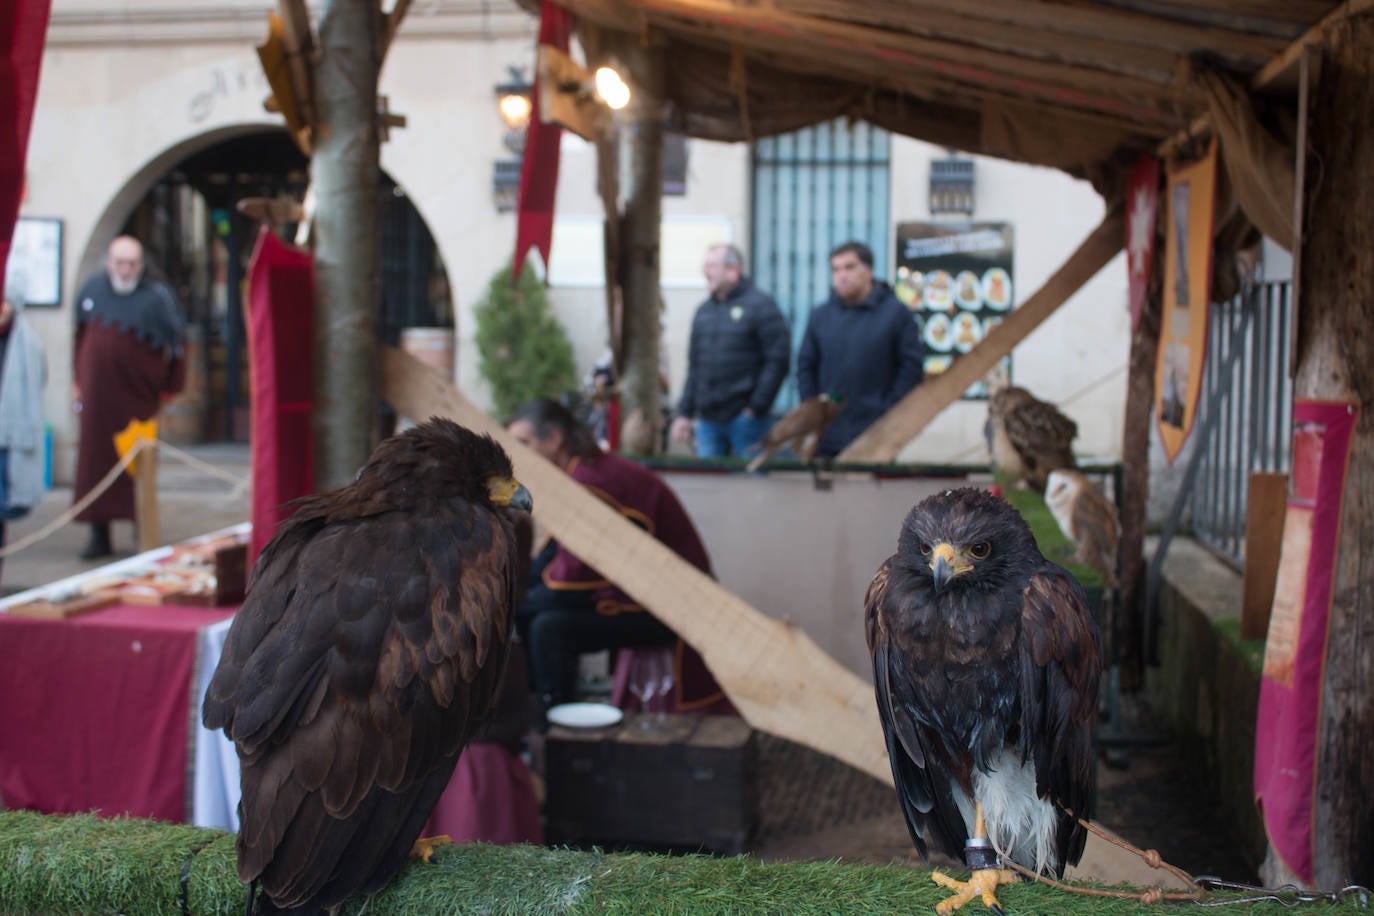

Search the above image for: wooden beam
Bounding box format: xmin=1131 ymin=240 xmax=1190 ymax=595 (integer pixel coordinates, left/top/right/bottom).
xmin=814 ymin=0 xmax=1287 ymax=61
xmin=537 ymin=45 xmax=611 ymax=141
xmin=838 ymin=207 xmax=1125 ymax=463
xmin=379 ymin=346 xmax=894 ymax=785
xmin=1156 ymin=0 xmax=1373 ymax=158
xmin=558 ymin=0 xmax=1183 ymax=125
xmin=779 ymin=0 xmax=1213 ymax=81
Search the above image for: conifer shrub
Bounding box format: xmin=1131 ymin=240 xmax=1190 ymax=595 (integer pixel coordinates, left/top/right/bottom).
xmin=473 ymin=262 xmax=577 ymax=420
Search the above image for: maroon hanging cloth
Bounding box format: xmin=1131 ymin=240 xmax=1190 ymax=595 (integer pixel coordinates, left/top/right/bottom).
xmin=0 ymin=0 xmax=52 ymax=279
xmin=243 ymin=227 xmax=315 ymax=570
xmin=512 ymin=0 xmax=570 ymax=280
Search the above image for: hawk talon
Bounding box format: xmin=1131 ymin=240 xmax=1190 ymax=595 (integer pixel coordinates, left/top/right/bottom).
xmin=931 ymin=867 xmax=1019 ymax=915
xmin=408 ymin=834 xmax=453 ymax=863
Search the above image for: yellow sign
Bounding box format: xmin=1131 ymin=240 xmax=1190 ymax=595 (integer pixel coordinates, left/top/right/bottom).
xmin=1155 ymin=140 xmax=1218 ymax=464
xmin=114 ymin=418 xmax=158 ymax=479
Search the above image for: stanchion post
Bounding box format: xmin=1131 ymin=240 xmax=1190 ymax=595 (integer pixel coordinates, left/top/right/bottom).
xmin=134 ymin=442 xmax=160 ymax=552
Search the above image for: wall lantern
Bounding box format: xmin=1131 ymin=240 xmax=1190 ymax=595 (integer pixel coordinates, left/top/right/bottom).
xmin=929 ymin=151 xmax=975 ymax=216
xmin=493 ymin=66 xmax=533 ymax=212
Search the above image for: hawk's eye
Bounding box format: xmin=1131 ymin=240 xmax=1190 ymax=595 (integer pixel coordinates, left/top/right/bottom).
xmin=919 ymin=542 xmax=932 ymax=556
xmin=969 ymin=541 xmax=991 ymax=559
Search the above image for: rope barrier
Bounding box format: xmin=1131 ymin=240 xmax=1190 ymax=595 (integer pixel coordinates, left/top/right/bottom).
xmin=0 ymin=439 xmax=249 ymax=560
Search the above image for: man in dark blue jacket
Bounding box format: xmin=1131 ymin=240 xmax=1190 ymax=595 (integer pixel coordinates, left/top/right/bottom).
xmin=670 ymin=244 xmax=790 ymax=457
xmin=797 ymin=241 xmax=924 ymax=457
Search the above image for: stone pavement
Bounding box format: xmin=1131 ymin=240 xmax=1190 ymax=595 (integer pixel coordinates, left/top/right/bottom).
xmin=1 ymin=442 xmax=252 ymax=598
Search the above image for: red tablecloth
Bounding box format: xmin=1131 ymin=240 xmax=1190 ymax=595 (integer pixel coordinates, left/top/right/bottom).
xmin=0 ymin=603 xmax=234 ymax=822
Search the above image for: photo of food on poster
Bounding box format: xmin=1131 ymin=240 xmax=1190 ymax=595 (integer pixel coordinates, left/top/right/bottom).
xmin=894 ymin=222 xmax=1013 ymax=399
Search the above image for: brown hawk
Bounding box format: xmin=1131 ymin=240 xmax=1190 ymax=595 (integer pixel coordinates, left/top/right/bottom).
xmin=202 ymin=418 xmax=532 ymax=914
xmin=865 ymin=487 xmax=1101 ymax=914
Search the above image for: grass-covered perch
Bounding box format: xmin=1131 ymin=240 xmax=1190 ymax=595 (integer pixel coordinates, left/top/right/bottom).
xmin=2 ymin=811 xmax=1365 ymax=914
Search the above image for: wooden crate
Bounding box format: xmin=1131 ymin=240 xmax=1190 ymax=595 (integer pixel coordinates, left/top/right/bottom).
xmin=544 ymin=713 xmax=756 ymax=855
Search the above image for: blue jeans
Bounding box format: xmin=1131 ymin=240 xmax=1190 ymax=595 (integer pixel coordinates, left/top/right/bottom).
xmin=695 ymin=413 xmax=773 ymax=459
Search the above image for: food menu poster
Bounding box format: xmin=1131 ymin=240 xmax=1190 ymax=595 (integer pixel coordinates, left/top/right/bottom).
xmin=894 ymin=222 xmax=1014 ymax=399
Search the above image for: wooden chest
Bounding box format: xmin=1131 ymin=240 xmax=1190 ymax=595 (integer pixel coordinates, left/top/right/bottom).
xmin=544 ymin=713 xmax=757 ymax=855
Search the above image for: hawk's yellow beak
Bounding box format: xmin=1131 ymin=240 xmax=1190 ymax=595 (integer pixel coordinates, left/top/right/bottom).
xmin=930 ymin=542 xmax=973 ymax=592
xmin=487 ymin=476 xmax=533 ymax=512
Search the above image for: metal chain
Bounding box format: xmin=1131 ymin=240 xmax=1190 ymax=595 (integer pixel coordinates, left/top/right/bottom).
xmin=1192 ymin=876 xmax=1371 ymax=908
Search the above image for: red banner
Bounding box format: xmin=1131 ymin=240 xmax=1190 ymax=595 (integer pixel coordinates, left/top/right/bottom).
xmin=1125 ymin=155 xmax=1159 ymax=333
xmin=1254 ymin=399 xmax=1359 ymax=885
xmin=512 ymin=0 xmax=570 ymax=280
xmin=1155 ymin=141 xmax=1217 ymax=464
xmin=244 ymin=227 xmax=315 ymax=569
xmin=0 ymin=0 xmax=53 ymax=281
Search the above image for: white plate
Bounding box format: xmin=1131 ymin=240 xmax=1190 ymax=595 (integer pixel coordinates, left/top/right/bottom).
xmin=952 ymin=311 xmax=983 ymax=353
xmin=982 ymin=267 xmax=1013 ymax=310
xmin=547 ymin=702 xmax=624 ymax=729
xmin=954 ymin=270 xmax=982 ymax=309
xmin=922 ymin=312 xmax=953 ymax=352
xmin=924 ymin=270 xmax=954 ymax=311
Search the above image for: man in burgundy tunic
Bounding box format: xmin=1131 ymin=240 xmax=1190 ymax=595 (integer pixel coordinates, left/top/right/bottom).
xmin=71 ymin=236 xmax=185 ymax=559
xmin=507 ymin=398 xmax=717 ymax=717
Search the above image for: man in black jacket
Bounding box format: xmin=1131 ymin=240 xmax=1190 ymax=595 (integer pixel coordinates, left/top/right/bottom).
xmin=797 ymin=241 xmax=924 ymax=457
xmin=670 ymin=244 xmax=790 ymax=458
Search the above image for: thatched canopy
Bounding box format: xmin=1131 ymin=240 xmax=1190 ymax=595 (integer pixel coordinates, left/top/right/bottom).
xmin=539 ymin=0 xmax=1356 ymax=200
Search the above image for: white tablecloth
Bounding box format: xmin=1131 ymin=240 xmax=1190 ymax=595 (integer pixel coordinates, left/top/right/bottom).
xmin=192 ymin=616 xmax=240 ymax=831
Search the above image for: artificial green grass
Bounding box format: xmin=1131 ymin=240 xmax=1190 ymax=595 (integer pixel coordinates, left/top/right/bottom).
xmin=998 ymin=477 xmax=1106 ymax=591
xmin=1212 ymin=616 xmax=1266 ymax=676
xmin=2 ymin=810 xmax=1368 ymax=915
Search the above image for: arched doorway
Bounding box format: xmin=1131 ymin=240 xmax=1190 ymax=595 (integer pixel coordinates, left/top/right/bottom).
xmin=111 ymin=127 xmax=452 ymax=441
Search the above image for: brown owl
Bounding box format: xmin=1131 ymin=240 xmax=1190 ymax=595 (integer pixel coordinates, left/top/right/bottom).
xmin=985 ymin=385 xmax=1077 ymax=492
xmin=1045 ymin=468 xmax=1121 ymax=589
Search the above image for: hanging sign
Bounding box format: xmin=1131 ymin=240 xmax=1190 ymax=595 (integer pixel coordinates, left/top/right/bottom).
xmin=1154 ymin=141 xmax=1217 ymax=464
xmin=1125 ymin=155 xmax=1159 ymax=333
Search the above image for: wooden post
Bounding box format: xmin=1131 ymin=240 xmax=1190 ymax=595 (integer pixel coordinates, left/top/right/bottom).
xmin=310 ymin=0 xmax=383 ymax=491
xmin=612 ymin=38 xmax=665 ymax=455
xmin=1297 ymin=13 xmax=1374 ymax=889
xmin=1115 ymin=221 xmax=1164 ymax=690
xmin=837 ymin=207 xmax=1124 ymax=463
xmin=1241 ymin=471 xmax=1287 ymax=640
xmin=133 ymin=443 xmax=159 ymax=553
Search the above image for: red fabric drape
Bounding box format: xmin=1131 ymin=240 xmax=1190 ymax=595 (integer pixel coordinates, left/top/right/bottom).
xmin=244 ymin=227 xmax=315 ymax=569
xmin=0 ymin=0 xmax=52 ymax=279
xmin=0 ymin=605 xmax=235 ymax=823
xmin=512 ymin=0 xmax=570 ymax=280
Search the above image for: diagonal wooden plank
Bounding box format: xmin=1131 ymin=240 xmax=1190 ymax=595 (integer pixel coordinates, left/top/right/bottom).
xmin=837 ymin=207 xmax=1126 ymax=464
xmin=380 ymin=346 xmax=893 ymax=786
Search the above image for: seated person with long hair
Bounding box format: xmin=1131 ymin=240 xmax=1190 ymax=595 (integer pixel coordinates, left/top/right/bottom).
xmin=506 ymin=398 xmax=721 ymax=720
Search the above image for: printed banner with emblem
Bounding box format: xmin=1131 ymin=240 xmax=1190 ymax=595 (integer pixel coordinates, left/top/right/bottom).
xmin=1125 ymin=155 xmax=1160 ymax=333
xmin=1253 ymin=400 xmax=1358 ymax=886
xmin=1155 ymin=141 xmax=1217 ymax=464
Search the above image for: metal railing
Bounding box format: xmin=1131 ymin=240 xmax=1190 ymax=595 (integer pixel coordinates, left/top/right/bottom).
xmin=1188 ymin=280 xmax=1294 ymax=568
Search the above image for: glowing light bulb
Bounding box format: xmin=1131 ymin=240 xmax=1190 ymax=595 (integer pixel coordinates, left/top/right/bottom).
xmin=594 ymin=66 xmax=631 ymax=110
xmin=497 ymin=92 xmax=532 ymax=131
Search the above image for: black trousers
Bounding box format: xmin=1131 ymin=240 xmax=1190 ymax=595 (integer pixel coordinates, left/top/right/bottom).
xmin=516 ymin=541 xmax=675 ymax=707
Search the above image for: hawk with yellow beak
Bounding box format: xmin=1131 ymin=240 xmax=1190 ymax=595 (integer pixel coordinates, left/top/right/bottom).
xmin=203 ymin=418 xmax=532 ymax=915
xmin=865 ymin=487 xmax=1100 ymax=914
